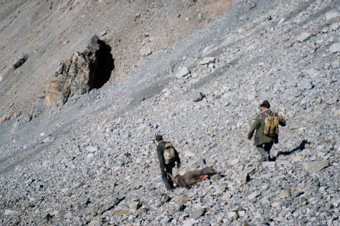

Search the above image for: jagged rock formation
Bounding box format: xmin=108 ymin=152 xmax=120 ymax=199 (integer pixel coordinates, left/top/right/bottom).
xmin=45 ymin=36 xmax=114 ymax=106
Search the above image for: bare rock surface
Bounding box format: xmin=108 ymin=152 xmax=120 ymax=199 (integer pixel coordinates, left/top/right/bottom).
xmin=1 ymin=0 xmax=340 ymax=225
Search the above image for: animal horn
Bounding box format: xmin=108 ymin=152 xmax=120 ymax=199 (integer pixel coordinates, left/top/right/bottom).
xmin=167 ymin=172 xmax=175 ymax=181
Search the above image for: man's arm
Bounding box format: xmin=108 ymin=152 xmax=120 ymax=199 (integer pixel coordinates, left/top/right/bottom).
xmin=247 ymin=117 xmax=260 ymax=140
xmin=174 ymin=148 xmax=181 ymax=167
xmin=157 ymin=144 xmax=165 ymax=170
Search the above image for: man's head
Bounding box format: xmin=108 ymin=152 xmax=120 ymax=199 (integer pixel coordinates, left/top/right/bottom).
xmin=155 ymin=135 xmax=163 ymax=143
xmin=259 ymin=100 xmax=270 ymax=110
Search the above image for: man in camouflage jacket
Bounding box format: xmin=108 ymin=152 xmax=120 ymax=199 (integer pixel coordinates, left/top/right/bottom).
xmin=155 ymin=135 xmax=181 ymax=191
xmin=247 ymin=100 xmax=286 ymax=162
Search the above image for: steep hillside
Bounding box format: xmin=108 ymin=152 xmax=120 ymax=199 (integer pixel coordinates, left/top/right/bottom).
xmin=1 ymin=0 xmax=340 ymax=225
xmin=0 ymin=0 xmax=235 ymax=120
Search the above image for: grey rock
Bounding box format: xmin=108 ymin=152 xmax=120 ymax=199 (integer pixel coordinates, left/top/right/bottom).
xmin=13 ymin=54 xmax=28 ymax=69
xmin=199 ymin=57 xmax=215 ymax=65
xmin=193 ymin=92 xmax=205 ymax=102
xmin=248 ymin=191 xmax=261 ymax=200
xmin=182 ymin=218 xmax=196 ymax=226
xmin=325 ymin=12 xmax=339 ymax=21
xmin=330 ymin=43 xmax=340 ymax=53
xmin=190 ymin=208 xmax=206 ymax=219
xmin=175 ymin=67 xmax=190 ymax=78
xmin=304 ymin=161 xmax=330 ymax=173
xmin=297 ymin=32 xmax=312 ymax=42
xmin=297 ymin=79 xmax=313 ymax=91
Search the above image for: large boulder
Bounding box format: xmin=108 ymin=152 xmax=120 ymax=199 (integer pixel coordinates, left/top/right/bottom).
xmin=45 ymin=35 xmax=114 ymax=106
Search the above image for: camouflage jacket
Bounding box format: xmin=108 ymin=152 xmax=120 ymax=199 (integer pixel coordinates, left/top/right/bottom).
xmin=247 ymin=109 xmax=286 ymax=145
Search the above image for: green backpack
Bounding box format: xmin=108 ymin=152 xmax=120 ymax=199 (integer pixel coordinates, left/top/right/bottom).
xmin=262 ymin=112 xmax=280 ymax=137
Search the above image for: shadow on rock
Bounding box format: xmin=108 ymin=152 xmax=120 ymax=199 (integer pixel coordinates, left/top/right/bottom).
xmin=271 ymin=139 xmax=310 ymax=161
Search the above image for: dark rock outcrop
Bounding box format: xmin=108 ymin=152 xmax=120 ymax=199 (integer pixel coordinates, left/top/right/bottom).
xmin=45 ymin=36 xmax=114 ymax=105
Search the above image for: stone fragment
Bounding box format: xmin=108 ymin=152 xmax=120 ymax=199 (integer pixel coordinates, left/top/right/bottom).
xmin=248 ymin=191 xmax=261 ymax=200
xmin=330 ymin=43 xmax=340 ymax=53
xmin=13 ymin=54 xmax=28 ymax=69
xmin=183 ymin=218 xmax=197 ymax=226
xmin=297 ymin=79 xmax=313 ymax=91
xmin=100 ymin=30 xmax=107 ymax=36
xmin=87 ymin=146 xmax=98 ymax=153
xmin=248 ymin=2 xmax=256 ymax=10
xmin=297 ymin=32 xmax=311 ymax=42
xmin=4 ymin=209 xmax=18 ymax=215
xmin=193 ymin=92 xmax=205 ymax=102
xmin=175 ymin=67 xmax=190 ymax=78
xmin=279 ymin=190 xmax=290 ymax=199
xmin=300 ymin=197 xmax=308 ymax=206
xmin=304 ymin=160 xmax=330 ymax=173
xmin=304 ymin=68 xmax=319 ymax=79
xmin=199 ymin=57 xmax=215 ymax=65
xmin=228 ymin=211 xmax=238 ymax=220
xmin=325 ymin=12 xmax=339 ymax=21
xmin=190 ymin=208 xmax=206 ymax=219
xmin=334 ymin=109 xmax=340 ymax=116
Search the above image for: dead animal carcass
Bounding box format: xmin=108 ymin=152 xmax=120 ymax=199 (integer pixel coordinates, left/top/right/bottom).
xmin=168 ymin=166 xmax=220 ymax=189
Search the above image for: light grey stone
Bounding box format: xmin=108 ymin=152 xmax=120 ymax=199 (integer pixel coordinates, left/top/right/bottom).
xmin=199 ymin=57 xmax=215 ymax=65
xmin=190 ymin=208 xmax=206 ymax=219
xmin=304 ymin=160 xmax=330 ymax=173
xmin=330 ymin=43 xmax=340 ymax=53
xmin=248 ymin=191 xmax=261 ymax=200
xmin=175 ymin=67 xmax=190 ymax=78
xmin=297 ymin=32 xmax=312 ymax=42
xmin=325 ymin=12 xmax=339 ymax=21
xmin=182 ymin=218 xmax=197 ymax=226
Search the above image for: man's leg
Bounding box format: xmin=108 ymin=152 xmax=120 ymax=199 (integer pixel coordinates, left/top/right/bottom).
xmin=161 ymin=166 xmax=174 ymax=190
xmin=167 ymin=166 xmax=174 ymax=189
xmin=256 ymin=145 xmax=269 ymax=162
xmin=264 ymin=143 xmax=273 ymax=160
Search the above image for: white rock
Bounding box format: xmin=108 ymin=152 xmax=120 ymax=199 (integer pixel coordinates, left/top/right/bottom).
xmin=87 ymin=146 xmax=98 ymax=153
xmin=330 ymin=43 xmax=340 ymax=53
xmin=248 ymin=191 xmax=261 ymax=200
xmin=175 ymin=67 xmax=190 ymax=78
xmin=325 ymin=12 xmax=339 ymax=21
xmin=182 ymin=218 xmax=196 ymax=226
xmin=4 ymin=209 xmax=18 ymax=215
xmin=297 ymin=32 xmax=312 ymax=42
xmin=199 ymin=57 xmax=215 ymax=65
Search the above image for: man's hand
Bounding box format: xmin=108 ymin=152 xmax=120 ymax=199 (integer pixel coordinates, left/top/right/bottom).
xmin=164 ymin=168 xmax=167 ymax=172
xmin=247 ymin=138 xmax=251 ymax=140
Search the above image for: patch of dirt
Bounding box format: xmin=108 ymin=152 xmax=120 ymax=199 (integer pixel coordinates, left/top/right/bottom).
xmin=0 ymin=0 xmax=237 ymax=120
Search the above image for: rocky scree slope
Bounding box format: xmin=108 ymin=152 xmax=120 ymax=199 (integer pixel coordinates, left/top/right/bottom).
xmin=0 ymin=0 xmax=234 ymax=119
xmin=1 ymin=0 xmax=340 ymax=225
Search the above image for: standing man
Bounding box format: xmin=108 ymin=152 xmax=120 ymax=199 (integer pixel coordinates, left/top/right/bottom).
xmin=155 ymin=135 xmax=181 ymax=192
xmin=247 ymin=100 xmax=286 ymax=162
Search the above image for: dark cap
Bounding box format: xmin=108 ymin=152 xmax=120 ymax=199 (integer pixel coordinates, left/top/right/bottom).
xmin=260 ymin=100 xmax=270 ymax=109
xmin=155 ymin=135 xmax=163 ymax=141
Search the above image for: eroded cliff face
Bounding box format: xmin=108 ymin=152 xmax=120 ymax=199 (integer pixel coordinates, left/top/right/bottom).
xmin=0 ymin=0 xmax=236 ymax=120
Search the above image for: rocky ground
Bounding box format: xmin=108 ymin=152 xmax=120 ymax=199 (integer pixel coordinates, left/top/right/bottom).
xmin=0 ymin=0 xmax=235 ymax=119
xmin=1 ymin=0 xmax=340 ymax=225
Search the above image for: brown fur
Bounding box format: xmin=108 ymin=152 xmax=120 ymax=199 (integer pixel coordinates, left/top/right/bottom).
xmin=168 ymin=166 xmax=220 ymax=189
